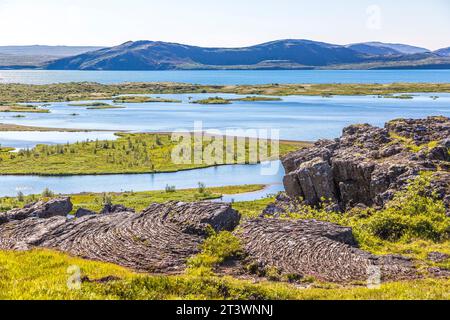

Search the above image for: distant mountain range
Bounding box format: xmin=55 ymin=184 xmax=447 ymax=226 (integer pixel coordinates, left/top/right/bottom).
xmin=1 ymin=40 xmax=449 ymax=70
xmin=0 ymin=46 xmax=104 ymax=68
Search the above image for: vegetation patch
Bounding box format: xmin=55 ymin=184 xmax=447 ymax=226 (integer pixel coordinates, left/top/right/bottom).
xmin=389 ymin=132 xmax=439 ymax=153
xmin=70 ymin=102 xmax=124 ymax=110
xmin=0 ymin=83 xmax=449 ymax=105
xmin=191 ymin=97 xmax=232 ymax=105
xmin=187 ymin=231 xmax=243 ymax=276
xmin=0 ymin=185 xmax=266 ymax=213
xmin=0 ymin=249 xmax=448 ymax=300
xmin=0 ymin=104 xmax=49 ymax=113
xmin=276 ymin=175 xmax=449 ymax=271
xmin=0 ymin=123 xmax=99 ymax=132
xmin=113 ymin=96 xmax=181 ymax=104
xmin=0 ymin=133 xmax=304 ymax=175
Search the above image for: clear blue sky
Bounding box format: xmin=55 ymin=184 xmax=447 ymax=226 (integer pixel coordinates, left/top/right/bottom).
xmin=0 ymin=0 xmax=449 ymax=49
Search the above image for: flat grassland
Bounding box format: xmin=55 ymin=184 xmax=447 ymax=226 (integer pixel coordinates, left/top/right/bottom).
xmin=0 ymin=248 xmax=447 ymax=300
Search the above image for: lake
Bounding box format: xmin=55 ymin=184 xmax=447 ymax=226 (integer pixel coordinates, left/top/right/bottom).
xmin=1 ymin=69 xmax=450 ymax=85
xmin=2 ymin=93 xmax=450 ymax=145
xmin=0 ymin=161 xmax=285 ymax=198
xmin=1 ymin=70 xmax=449 ymax=200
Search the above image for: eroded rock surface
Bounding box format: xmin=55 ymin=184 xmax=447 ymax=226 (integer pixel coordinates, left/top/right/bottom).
xmin=0 ymin=201 xmax=240 ymax=273
xmin=238 ymin=218 xmax=417 ymax=283
xmin=0 ymin=197 xmax=419 ymax=282
xmin=282 ymin=117 xmax=450 ymax=212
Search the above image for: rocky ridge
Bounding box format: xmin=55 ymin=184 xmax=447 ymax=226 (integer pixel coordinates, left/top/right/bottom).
xmin=282 ymin=116 xmax=450 ymax=213
xmin=0 ymin=200 xmax=240 ymax=273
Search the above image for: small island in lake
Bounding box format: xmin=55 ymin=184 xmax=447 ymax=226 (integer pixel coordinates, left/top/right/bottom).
xmin=113 ymin=96 xmax=182 ymax=103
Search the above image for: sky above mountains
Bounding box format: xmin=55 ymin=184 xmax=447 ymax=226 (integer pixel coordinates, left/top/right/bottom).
xmin=0 ymin=0 xmax=449 ymax=50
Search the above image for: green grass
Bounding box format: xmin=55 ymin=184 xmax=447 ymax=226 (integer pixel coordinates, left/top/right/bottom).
xmin=0 ymin=104 xmax=50 ymax=113
xmin=389 ymin=132 xmax=440 ymax=153
xmin=187 ymin=231 xmax=243 ymax=277
xmin=0 ymin=178 xmax=448 ymax=300
xmin=0 ymin=133 xmax=304 ymax=175
xmin=0 ymin=249 xmax=448 ymax=300
xmin=192 ymin=97 xmax=232 ymax=105
xmin=0 ymin=123 xmax=96 ymax=132
xmin=69 ymin=102 xmax=124 ymax=110
xmin=0 ymin=185 xmax=266 ymax=213
xmin=232 ymin=197 xmax=276 ymax=218
xmin=1 ymin=82 xmax=448 ymax=105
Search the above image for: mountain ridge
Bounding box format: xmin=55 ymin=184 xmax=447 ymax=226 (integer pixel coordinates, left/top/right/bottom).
xmin=4 ymin=40 xmax=449 ymax=70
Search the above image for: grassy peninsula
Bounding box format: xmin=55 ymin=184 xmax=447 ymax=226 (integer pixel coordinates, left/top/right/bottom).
xmin=0 ymin=133 xmax=307 ymax=175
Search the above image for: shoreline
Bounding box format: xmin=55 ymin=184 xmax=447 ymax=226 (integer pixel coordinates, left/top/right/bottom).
xmin=0 ymin=123 xmax=120 ymax=132
xmin=0 ymin=82 xmax=450 ymax=104
xmin=0 ymin=160 xmax=281 ymax=177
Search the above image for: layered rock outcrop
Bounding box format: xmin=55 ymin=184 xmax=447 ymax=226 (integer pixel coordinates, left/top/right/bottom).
xmin=0 ymin=200 xmax=240 ymax=273
xmin=0 ymin=197 xmax=419 ymax=282
xmin=282 ymin=117 xmax=450 ymax=212
xmin=238 ymin=219 xmax=416 ymax=282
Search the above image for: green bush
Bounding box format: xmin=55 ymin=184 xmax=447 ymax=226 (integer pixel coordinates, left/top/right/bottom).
xmin=287 ymin=175 xmax=449 ymax=246
xmin=187 ymin=231 xmax=243 ymax=276
xmin=361 ymin=176 xmax=449 ymax=242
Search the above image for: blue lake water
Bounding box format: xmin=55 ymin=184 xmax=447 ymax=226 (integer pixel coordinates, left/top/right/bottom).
xmin=0 ymin=69 xmax=450 ymax=85
xmin=0 ymin=131 xmax=117 ymax=150
xmin=0 ymin=161 xmax=284 ymax=198
xmin=1 ymin=70 xmax=449 ymax=200
xmin=2 ymin=93 xmax=450 ymax=143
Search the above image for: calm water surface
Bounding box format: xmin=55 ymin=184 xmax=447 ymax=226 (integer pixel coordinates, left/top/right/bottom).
xmin=2 ymin=93 xmax=450 ymax=142
xmin=1 ymin=70 xmax=449 ymax=199
xmin=1 ymin=70 xmax=450 ymax=85
xmin=0 ymin=162 xmax=284 ymax=198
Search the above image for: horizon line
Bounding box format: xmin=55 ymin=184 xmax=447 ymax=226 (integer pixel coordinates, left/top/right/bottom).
xmin=0 ymin=38 xmax=448 ymax=51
